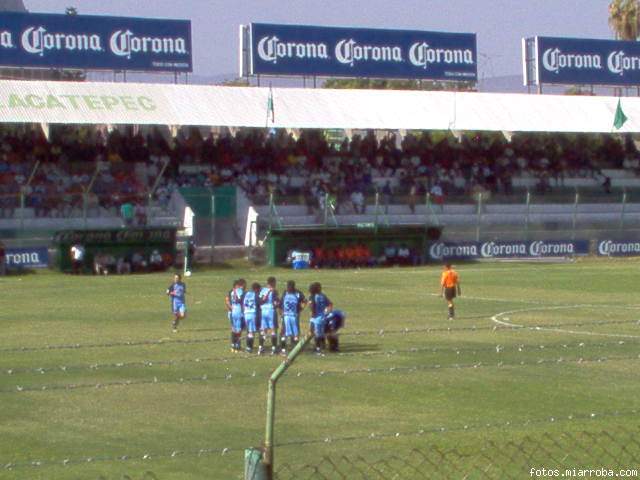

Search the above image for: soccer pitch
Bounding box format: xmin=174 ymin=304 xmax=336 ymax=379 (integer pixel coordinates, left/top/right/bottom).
xmin=2 ymin=258 xmax=640 ymax=480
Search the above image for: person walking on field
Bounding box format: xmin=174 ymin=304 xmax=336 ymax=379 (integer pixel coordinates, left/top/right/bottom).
xmin=440 ymin=263 xmax=461 ymax=320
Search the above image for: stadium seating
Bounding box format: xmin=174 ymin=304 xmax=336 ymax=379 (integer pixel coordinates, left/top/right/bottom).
xmin=1 ymin=125 xmax=640 ymax=236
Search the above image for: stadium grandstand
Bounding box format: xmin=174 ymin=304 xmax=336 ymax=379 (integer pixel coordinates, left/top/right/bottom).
xmin=1 ymin=78 xmax=640 ymax=263
xmin=0 ymin=0 xmax=638 ymax=266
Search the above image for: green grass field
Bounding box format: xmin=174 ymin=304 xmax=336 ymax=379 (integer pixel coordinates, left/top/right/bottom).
xmin=2 ymin=258 xmax=640 ymax=480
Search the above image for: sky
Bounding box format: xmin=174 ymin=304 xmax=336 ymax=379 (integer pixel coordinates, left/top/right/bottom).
xmin=22 ymin=0 xmax=614 ymax=81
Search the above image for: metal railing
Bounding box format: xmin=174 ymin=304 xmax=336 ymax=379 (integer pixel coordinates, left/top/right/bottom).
xmin=254 ymin=188 xmax=640 ymax=242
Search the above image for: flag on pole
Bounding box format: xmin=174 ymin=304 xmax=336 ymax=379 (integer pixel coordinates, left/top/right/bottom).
xmin=266 ymin=85 xmax=275 ymax=125
xmin=613 ymin=98 xmax=628 ymax=130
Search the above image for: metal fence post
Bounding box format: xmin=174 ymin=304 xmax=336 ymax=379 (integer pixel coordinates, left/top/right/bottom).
xmin=571 ymin=190 xmax=579 ymax=240
xmin=19 ymin=188 xmax=25 ymax=234
xmin=255 ymin=334 xmax=314 ymax=480
xmin=475 ymin=192 xmax=483 ymax=242
xmin=374 ymin=191 xmax=380 ymax=228
xmin=268 ymin=192 xmax=274 ymax=230
xmin=210 ymin=190 xmax=216 ymax=263
xmin=425 ymin=192 xmax=439 ymax=227
xmin=323 ymin=192 xmax=329 ymax=227
xmin=620 ymin=189 xmax=627 ymax=230
xmin=82 ymin=191 xmax=88 ymax=230
xmin=524 ymin=190 xmax=531 ymax=239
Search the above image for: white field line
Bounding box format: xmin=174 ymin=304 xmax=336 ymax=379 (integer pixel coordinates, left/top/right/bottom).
xmin=491 ymin=305 xmax=640 ymax=339
xmin=339 ymin=285 xmax=563 ymax=306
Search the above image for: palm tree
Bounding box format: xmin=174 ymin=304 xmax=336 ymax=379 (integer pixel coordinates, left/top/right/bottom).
xmin=609 ymin=0 xmax=639 ymax=40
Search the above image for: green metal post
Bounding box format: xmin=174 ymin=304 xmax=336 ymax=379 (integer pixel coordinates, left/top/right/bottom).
xmin=374 ymin=191 xmax=379 ymax=231
xmin=620 ymin=190 xmax=627 ymax=230
xmin=425 ymin=192 xmax=440 ymax=227
xmin=19 ymin=189 xmax=25 ymax=235
xmin=571 ymin=190 xmax=579 ymax=240
xmin=268 ymin=192 xmax=274 ymax=230
xmin=262 ymin=334 xmax=314 ymax=479
xmin=183 ymin=240 xmax=189 ymax=275
xmin=323 ymin=192 xmax=329 ymax=227
xmin=524 ymin=190 xmax=531 ymax=239
xmin=475 ymin=192 xmax=483 ymax=242
xmin=82 ymin=191 xmax=88 ymax=231
xmin=210 ymin=191 xmax=216 ymax=264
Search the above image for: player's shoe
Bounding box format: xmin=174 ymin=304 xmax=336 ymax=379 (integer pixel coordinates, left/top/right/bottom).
xmin=280 ymin=348 xmax=287 ymax=356
xmin=270 ymin=346 xmax=277 ymax=355
xmin=172 ymin=328 xmax=178 ymax=333
xmin=245 ymin=347 xmax=253 ymax=354
xmin=257 ymin=346 xmax=265 ymax=355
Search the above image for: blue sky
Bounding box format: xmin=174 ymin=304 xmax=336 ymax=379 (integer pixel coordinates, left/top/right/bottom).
xmin=23 ymin=0 xmax=614 ymax=79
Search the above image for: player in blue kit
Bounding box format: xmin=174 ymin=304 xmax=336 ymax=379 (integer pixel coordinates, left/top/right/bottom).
xmin=259 ymin=276 xmax=279 ymax=355
xmin=225 ymin=278 xmax=246 ymax=352
xmin=324 ymin=309 xmax=346 ymax=352
xmin=242 ymin=282 xmax=262 ymax=353
xmin=166 ymin=273 xmax=186 ymax=333
xmin=279 ymin=280 xmax=307 ymax=355
xmin=309 ymin=282 xmax=333 ymax=354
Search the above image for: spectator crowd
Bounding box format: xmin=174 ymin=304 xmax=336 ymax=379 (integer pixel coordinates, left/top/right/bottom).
xmin=1 ymin=125 xmax=639 ymax=220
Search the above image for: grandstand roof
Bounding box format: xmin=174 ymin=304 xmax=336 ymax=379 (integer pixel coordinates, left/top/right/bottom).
xmin=0 ymin=79 xmax=638 ymax=133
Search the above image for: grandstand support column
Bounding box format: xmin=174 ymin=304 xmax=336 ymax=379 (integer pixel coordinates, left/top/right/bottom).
xmin=571 ymin=190 xmax=579 ymax=240
xmin=620 ymin=190 xmax=628 ymax=229
xmin=260 ymin=334 xmax=314 ymax=480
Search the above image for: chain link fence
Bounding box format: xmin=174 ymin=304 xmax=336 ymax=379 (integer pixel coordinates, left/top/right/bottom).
xmin=275 ymin=426 xmax=640 ymax=479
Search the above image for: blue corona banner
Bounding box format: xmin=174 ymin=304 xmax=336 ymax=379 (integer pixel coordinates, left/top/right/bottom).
xmin=528 ymin=36 xmax=640 ymax=86
xmin=0 ymin=12 xmax=192 ymax=72
xmin=596 ymin=239 xmax=640 ymax=257
xmin=428 ymin=240 xmax=590 ymax=261
xmin=5 ymin=247 xmax=49 ymax=269
xmin=249 ymin=23 xmax=477 ymax=81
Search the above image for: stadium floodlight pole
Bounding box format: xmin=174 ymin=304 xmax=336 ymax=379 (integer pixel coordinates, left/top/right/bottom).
xmin=262 ymin=333 xmax=314 ymax=479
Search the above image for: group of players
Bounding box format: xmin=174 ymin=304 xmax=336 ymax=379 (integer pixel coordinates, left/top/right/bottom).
xmin=166 ymin=263 xmax=460 ymax=356
xmin=166 ymin=273 xmax=345 ymax=355
xmin=224 ymin=277 xmax=345 ymax=355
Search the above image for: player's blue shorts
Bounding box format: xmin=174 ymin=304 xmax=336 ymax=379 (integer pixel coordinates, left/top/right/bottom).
xmin=172 ymin=300 xmax=186 ymax=316
xmin=310 ymin=315 xmax=326 ymax=338
xmin=229 ymin=311 xmax=244 ymax=333
xmin=244 ymin=313 xmax=259 ymax=333
xmin=283 ymin=314 xmax=299 ymax=338
xmin=260 ymin=309 xmax=277 ymax=330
